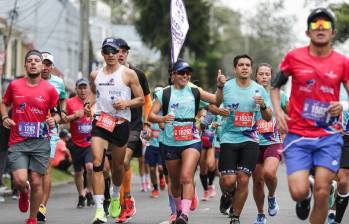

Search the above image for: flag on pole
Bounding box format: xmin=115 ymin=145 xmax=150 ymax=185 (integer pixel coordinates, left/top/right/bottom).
xmin=170 ymin=0 xmax=189 ymax=64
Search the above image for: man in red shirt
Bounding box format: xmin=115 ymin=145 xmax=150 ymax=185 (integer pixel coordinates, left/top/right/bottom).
xmin=271 ymin=8 xmax=349 ymax=224
xmin=0 ymin=50 xmax=59 ymax=224
xmin=64 ymin=78 xmax=94 ymax=208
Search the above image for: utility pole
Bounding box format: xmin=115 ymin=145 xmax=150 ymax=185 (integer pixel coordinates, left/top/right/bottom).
xmin=80 ymin=0 xmax=89 ymax=77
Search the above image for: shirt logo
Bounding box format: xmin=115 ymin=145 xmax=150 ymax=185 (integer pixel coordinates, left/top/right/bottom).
xmin=299 ymin=79 xmax=315 ymax=92
xmin=35 ymin=96 xmax=46 ymax=102
xmin=16 ymin=102 xmax=26 ymax=114
xmin=324 ymin=71 xmax=337 ymax=79
xmin=31 ymin=107 xmax=43 ymax=114
xmin=226 ymin=103 xmax=239 ymax=111
xmin=300 ymin=69 xmax=314 ymax=74
xmin=320 ymin=85 xmax=334 ymax=95
xmin=99 ymin=78 xmax=115 ymax=86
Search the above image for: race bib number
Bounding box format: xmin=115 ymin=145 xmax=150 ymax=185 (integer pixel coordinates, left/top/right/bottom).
xmin=173 ymin=125 xmax=193 ymax=141
xmin=234 ymin=112 xmax=254 ymax=127
xmin=78 ymin=123 xmax=92 ymax=134
xmin=302 ymin=98 xmax=330 ymax=122
xmin=256 ymin=120 xmax=274 ymax=133
xmin=18 ymin=122 xmax=40 ymax=138
xmin=152 ymin=129 xmax=160 ymax=138
xmin=96 ymin=112 xmax=116 ymax=132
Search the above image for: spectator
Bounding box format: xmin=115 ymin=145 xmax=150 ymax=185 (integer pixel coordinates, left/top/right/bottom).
xmin=52 ymin=131 xmax=72 ymax=172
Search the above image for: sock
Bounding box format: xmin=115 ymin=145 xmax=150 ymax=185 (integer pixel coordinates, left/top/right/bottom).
xmin=199 ymin=174 xmax=208 ymax=191
xmin=208 ymin=171 xmax=215 ymax=186
xmin=153 ymin=184 xmax=158 ymax=190
xmin=104 ymin=177 xmax=111 ymax=201
xmin=159 ymin=172 xmax=164 ymax=179
xmin=111 ymin=185 xmax=120 ymax=198
xmin=335 ymin=192 xmax=349 ymax=223
xmin=168 ymin=194 xmax=177 ymax=214
xmin=174 ymin=197 xmax=182 ymax=212
xmin=232 ymin=215 xmax=239 ymax=220
xmin=94 ymin=195 xmax=104 ymax=209
xmin=181 ymin=199 xmax=192 ymax=215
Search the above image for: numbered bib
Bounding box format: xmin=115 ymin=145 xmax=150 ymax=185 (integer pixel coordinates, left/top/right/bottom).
xmin=78 ymin=123 xmax=92 ymax=134
xmin=18 ymin=122 xmax=40 ymax=138
xmin=173 ymin=125 xmax=193 ymax=141
xmin=234 ymin=112 xmax=254 ymax=127
xmin=302 ymin=98 xmax=330 ymax=122
xmin=256 ymin=120 xmax=274 ymax=133
xmin=96 ymin=112 xmax=116 ymax=132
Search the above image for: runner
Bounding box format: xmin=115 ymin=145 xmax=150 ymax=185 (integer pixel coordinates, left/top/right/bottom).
xmin=113 ymin=38 xmax=152 ymax=223
xmin=64 ymin=78 xmax=95 ymax=208
xmin=0 ymin=50 xmax=59 ymax=224
xmin=37 ymin=51 xmax=67 ymax=222
xmin=252 ymin=63 xmax=288 ymax=224
xmin=89 ymin=37 xmax=144 ymax=224
xmin=270 ymin=8 xmax=349 ymax=224
xmin=148 ymin=59 xmax=224 ymax=224
xmin=217 ymin=54 xmax=272 ymax=224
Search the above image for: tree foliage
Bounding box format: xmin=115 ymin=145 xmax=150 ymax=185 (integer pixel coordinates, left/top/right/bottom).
xmin=330 ymin=3 xmax=349 ymax=44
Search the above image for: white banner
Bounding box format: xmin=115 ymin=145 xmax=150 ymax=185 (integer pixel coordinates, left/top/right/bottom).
xmin=170 ymin=0 xmax=189 ymax=64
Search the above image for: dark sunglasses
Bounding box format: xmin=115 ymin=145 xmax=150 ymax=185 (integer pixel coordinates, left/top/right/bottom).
xmin=176 ymin=70 xmax=192 ymax=76
xmin=102 ymin=47 xmax=118 ymax=55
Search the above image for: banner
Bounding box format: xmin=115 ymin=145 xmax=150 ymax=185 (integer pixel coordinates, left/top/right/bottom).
xmin=170 ymin=0 xmax=189 ymax=64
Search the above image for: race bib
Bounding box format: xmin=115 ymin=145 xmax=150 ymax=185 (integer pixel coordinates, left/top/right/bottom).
xmin=18 ymin=122 xmax=40 ymax=138
xmin=234 ymin=112 xmax=254 ymax=127
xmin=302 ymin=98 xmax=330 ymax=122
xmin=173 ymin=125 xmax=193 ymax=141
xmin=96 ymin=112 xmax=116 ymax=132
xmin=256 ymin=120 xmax=274 ymax=133
xmin=152 ymin=129 xmax=160 ymax=138
xmin=78 ymin=123 xmax=92 ymax=134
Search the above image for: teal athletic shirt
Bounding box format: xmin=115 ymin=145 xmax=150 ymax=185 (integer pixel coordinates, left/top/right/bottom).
xmin=340 ymin=85 xmax=349 ymax=135
xmin=149 ymin=122 xmax=160 ymax=147
xmin=220 ymin=79 xmax=271 ymax=144
xmin=48 ymin=74 xmax=67 ymax=100
xmin=258 ymin=90 xmax=288 ymax=145
xmin=155 ymin=85 xmax=201 ymax=147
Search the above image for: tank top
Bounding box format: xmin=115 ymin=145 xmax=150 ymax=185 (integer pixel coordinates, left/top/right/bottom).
xmin=94 ymin=65 xmax=131 ymax=121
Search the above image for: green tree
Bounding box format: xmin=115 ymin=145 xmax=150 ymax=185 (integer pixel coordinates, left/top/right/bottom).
xmin=330 ymin=3 xmax=349 ymax=44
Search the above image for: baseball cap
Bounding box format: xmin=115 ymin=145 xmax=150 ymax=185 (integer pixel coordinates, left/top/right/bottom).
xmin=115 ymin=38 xmax=130 ymax=50
xmin=41 ymin=52 xmax=54 ymax=64
xmin=172 ymin=59 xmax=193 ymax=72
xmin=75 ymin=78 xmax=89 ymax=87
xmin=102 ymin=37 xmax=119 ymax=50
xmin=307 ymin=8 xmax=335 ymax=29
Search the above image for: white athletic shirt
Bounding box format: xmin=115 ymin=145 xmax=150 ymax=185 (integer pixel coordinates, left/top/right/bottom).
xmin=94 ymin=65 xmax=131 ymax=121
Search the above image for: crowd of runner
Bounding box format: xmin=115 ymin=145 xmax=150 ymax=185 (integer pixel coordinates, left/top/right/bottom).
xmin=0 ymin=7 xmax=349 ymax=224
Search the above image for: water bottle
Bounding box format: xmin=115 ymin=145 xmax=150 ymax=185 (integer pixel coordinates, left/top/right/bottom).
xmin=254 ymin=90 xmax=260 ymax=111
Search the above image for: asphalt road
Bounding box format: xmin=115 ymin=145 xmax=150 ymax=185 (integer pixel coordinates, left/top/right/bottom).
xmin=0 ymin=165 xmax=348 ymax=224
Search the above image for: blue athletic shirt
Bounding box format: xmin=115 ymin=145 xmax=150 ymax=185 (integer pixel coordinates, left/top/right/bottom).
xmin=258 ymin=90 xmax=288 ymax=145
xmin=155 ymin=85 xmax=201 ymax=146
xmin=149 ymin=123 xmax=160 ymax=147
xmin=212 ymin=114 xmax=223 ymax=148
xmin=220 ymin=79 xmax=271 ymax=144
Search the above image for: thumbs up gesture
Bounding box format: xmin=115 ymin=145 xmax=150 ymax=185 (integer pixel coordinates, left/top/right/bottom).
xmin=216 ymin=69 xmax=226 ymax=88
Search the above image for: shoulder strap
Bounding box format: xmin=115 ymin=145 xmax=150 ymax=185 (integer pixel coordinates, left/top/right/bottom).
xmin=162 ymin=86 xmax=171 ymax=115
xmin=191 ymin=87 xmax=200 ymax=116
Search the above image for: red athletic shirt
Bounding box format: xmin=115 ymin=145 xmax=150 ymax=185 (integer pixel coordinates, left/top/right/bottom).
xmin=52 ymin=139 xmax=68 ymax=167
xmin=280 ymin=46 xmax=349 ymax=137
xmin=2 ymin=77 xmax=59 ymax=146
xmin=66 ymin=96 xmax=92 ymax=148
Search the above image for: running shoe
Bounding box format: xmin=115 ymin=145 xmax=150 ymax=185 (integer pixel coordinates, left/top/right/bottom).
xmin=295 ymin=193 xmax=312 ymax=220
xmin=228 ymin=207 xmax=234 ymax=218
xmin=115 ymin=209 xmax=128 ymax=223
xmin=169 ymin=213 xmax=177 ymax=224
xmin=86 ymin=192 xmax=95 ymax=206
xmin=26 ymin=218 xmax=37 ymax=224
xmin=141 ymin=182 xmax=147 ymax=192
xmin=37 ymin=204 xmax=47 ymax=222
xmin=92 ymin=208 xmax=107 ymax=224
xmin=254 ymin=213 xmax=267 ymax=224
xmin=175 ymin=213 xmax=188 ymax=224
xmin=77 ymin=195 xmax=86 ymax=208
xmin=267 ymin=196 xmax=279 ymax=216
xmin=19 ymin=191 xmax=29 ymax=213
xmin=160 ymin=176 xmax=166 ymax=190
xmin=208 ymin=185 xmax=217 ymax=198
xmin=202 ymin=191 xmax=209 ymax=201
xmin=0 ymin=195 xmax=5 ymax=203
xmin=125 ymin=196 xmax=136 ymax=218
xmin=151 ymin=189 xmax=160 ymax=198
xmin=109 ymin=194 xmax=121 ymax=218
xmin=329 ymin=181 xmax=337 ymax=209
xmin=220 ymin=192 xmax=232 ymax=215
xmin=327 ymin=210 xmax=335 ymax=224
xmin=230 ymin=218 xmax=240 ymax=224
xmin=12 ymin=189 xmax=19 ymax=200
xmin=190 ymin=191 xmax=199 ymax=211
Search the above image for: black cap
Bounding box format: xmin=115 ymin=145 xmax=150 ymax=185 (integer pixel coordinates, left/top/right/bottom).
xmin=115 ymin=38 xmax=130 ymax=50
xmin=172 ymin=58 xmax=193 ymax=72
xmin=102 ymin=37 xmax=119 ymax=50
xmin=75 ymin=78 xmax=89 ymax=87
xmin=307 ymin=8 xmax=335 ymax=29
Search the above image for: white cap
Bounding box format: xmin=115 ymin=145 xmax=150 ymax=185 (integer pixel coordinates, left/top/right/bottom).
xmin=42 ymin=52 xmax=54 ymax=64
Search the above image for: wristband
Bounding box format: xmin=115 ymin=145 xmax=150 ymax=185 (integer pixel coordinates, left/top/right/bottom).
xmin=260 ymin=104 xmax=267 ymax=111
xmin=217 ymin=85 xmax=224 ymax=90
xmin=340 ymin=101 xmax=349 ymax=112
xmin=84 ymin=102 xmax=91 ymax=107
xmin=1 ymin=115 xmax=9 ymax=121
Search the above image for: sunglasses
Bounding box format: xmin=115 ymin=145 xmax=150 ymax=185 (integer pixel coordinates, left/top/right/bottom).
xmin=102 ymin=47 xmax=118 ymax=55
xmin=310 ymin=20 xmax=332 ymax=30
xmin=176 ymin=70 xmax=192 ymax=76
